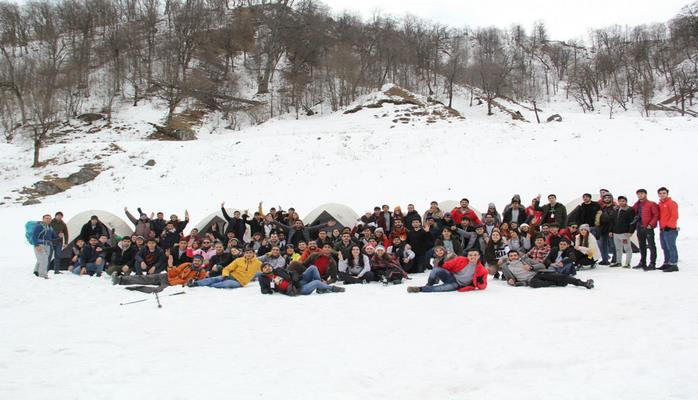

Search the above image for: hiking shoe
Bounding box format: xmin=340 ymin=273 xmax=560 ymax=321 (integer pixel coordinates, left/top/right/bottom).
xmin=407 ymin=286 xmax=422 ymax=293
xmin=662 ymin=265 xmax=679 ymax=273
xmin=585 ymin=279 xmax=594 ymax=289
xmin=609 ymin=263 xmax=621 ymax=268
xmin=493 ymin=272 xmax=500 ymax=280
xmin=622 ymin=265 xmax=630 ymax=269
xmin=186 ymin=279 xmax=197 ymax=287
xmin=642 ymin=265 xmax=656 ymax=271
xmin=53 ymin=270 xmax=62 ymax=274
xmin=379 ymin=275 xmax=389 ymax=285
xmin=111 ymin=272 xmax=120 ymax=285
xmin=330 ymin=286 xmax=345 ymax=293
xmin=391 ymin=279 xmax=402 ymax=285
xmin=33 ymin=271 xmax=39 ymax=277
xmin=599 ymin=261 xmax=610 ymax=266
xmin=657 ymin=264 xmax=670 ymax=270
xmin=632 ymin=264 xmax=646 ymax=270
xmin=326 ymin=277 xmax=337 ymax=284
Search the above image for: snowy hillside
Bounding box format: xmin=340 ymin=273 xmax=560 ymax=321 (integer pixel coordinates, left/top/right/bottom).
xmin=1 ymin=85 xmax=697 ymax=400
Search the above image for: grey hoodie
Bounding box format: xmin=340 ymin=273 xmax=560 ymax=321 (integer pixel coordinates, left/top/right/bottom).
xmin=501 ymin=256 xmax=546 ymax=285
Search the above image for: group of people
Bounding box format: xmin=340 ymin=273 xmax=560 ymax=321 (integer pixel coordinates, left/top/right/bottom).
xmin=29 ymin=187 xmax=680 ymax=296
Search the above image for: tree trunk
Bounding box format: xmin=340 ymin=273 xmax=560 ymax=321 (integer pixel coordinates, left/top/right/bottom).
xmin=33 ymin=139 xmax=41 ymax=167
xmin=533 ymin=100 xmax=540 ymax=123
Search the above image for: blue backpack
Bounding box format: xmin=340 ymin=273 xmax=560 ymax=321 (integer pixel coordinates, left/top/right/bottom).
xmin=25 ymin=221 xmax=39 ymax=245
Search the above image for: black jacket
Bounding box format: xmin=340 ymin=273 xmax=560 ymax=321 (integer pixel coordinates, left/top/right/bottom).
xmin=112 ymin=244 xmax=137 ymax=267
xmin=79 ymin=221 xmax=108 ymax=241
xmin=160 ymin=230 xmax=181 ymax=250
xmin=259 ymin=268 xmax=299 ymax=295
xmin=209 ymin=252 xmax=234 ymax=277
xmin=243 ymin=214 xmax=264 ymax=236
xmin=80 ymin=244 xmax=104 ymax=265
xmin=534 ymin=200 xmax=568 ymax=228
xmin=612 ymin=207 xmax=636 ymax=234
xmin=598 ymin=206 xmax=616 ymax=234
xmin=135 ymin=247 xmax=167 ymax=272
xmin=151 ymin=218 xmax=167 ymax=237
xmin=544 ymin=246 xmax=576 ymax=266
xmin=170 ymin=246 xmax=192 ymax=266
xmin=502 ymin=207 xmax=528 ymax=225
xmin=569 ymin=202 xmax=601 ymax=226
xmin=407 ymin=228 xmax=434 ymax=256
xmin=222 ymin=207 xmax=246 ymax=240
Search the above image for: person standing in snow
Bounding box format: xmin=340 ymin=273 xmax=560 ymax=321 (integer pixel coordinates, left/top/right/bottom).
xmin=32 ymin=214 xmax=58 ymax=279
xmin=49 ymin=211 xmax=68 ymax=274
xmin=632 ymin=189 xmax=659 ymax=270
xmin=533 ymin=194 xmax=568 ymax=228
xmin=451 ymin=198 xmax=481 ymax=225
xmin=610 ymin=196 xmax=636 ymax=268
xmin=657 ymin=187 xmax=679 ymax=272
xmin=596 ymin=193 xmax=617 ymax=265
xmin=407 ymin=250 xmax=488 ymax=293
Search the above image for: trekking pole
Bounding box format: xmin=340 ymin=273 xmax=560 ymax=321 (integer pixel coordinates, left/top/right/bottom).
xmin=120 ymin=299 xmax=148 ymax=306
xmin=155 ymin=291 xmax=162 ymax=308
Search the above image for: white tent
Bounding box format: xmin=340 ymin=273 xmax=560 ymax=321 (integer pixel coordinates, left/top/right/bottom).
xmin=194 ymin=208 xmax=251 ymax=243
xmin=303 ymin=203 xmax=360 ymax=229
xmin=66 ymin=210 xmax=133 ymax=243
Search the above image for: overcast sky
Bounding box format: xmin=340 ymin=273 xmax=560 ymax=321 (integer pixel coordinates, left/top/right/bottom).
xmin=322 ymin=0 xmax=692 ymax=41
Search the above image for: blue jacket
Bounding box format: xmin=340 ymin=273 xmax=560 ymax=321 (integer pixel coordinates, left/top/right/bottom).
xmin=32 ymin=223 xmax=57 ymax=246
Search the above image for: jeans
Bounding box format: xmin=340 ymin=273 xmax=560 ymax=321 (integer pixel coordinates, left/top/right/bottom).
xmin=421 ymin=267 xmax=460 ymax=293
xmin=193 ymin=276 xmax=242 ymax=289
xmin=553 ymin=262 xmax=576 ymax=276
xmin=33 ymin=244 xmax=51 ymax=278
xmin=659 ymin=229 xmax=679 ymax=265
xmin=636 ymin=227 xmax=657 ymax=266
xmin=598 ymin=234 xmax=616 ymax=263
xmin=48 ymin=242 xmax=62 ymax=272
xmin=299 ymin=266 xmax=333 ymax=295
xmin=84 ymin=261 xmax=104 ymax=276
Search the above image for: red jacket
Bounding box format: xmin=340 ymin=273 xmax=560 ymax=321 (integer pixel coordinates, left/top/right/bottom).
xmin=450 ymin=207 xmax=482 ymax=225
xmin=632 ymin=199 xmax=659 ymax=228
xmin=658 ymin=197 xmax=679 ymax=229
xmin=442 ymin=257 xmax=488 ymax=292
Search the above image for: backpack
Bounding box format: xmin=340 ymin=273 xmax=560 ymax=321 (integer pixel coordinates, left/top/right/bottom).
xmin=25 ymin=221 xmax=39 ymax=245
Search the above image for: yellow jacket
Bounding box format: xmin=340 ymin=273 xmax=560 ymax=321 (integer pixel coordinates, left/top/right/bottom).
xmin=222 ymin=256 xmax=261 ymax=286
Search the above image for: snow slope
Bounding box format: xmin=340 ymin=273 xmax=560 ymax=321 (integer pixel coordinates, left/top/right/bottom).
xmin=0 ymin=90 xmax=696 ymax=399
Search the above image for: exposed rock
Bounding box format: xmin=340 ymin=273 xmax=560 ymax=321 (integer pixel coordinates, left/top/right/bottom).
xmin=77 ymin=113 xmax=104 ymax=124
xmin=144 ymin=159 xmax=156 ymax=166
xmin=546 ymin=114 xmax=563 ymax=122
xmin=20 ymin=164 xmax=103 ymax=199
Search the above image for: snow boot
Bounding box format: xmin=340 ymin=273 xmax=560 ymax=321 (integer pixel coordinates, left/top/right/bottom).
xmin=111 ymin=272 xmax=120 ymax=285
xmin=407 ymin=286 xmax=422 ymax=293
xmin=330 ymin=286 xmax=345 ymax=293
xmin=585 ymin=279 xmax=594 ymax=289
xmin=662 ymin=265 xmax=679 ymax=273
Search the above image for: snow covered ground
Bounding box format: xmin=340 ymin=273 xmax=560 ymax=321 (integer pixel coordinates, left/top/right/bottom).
xmin=0 ymin=91 xmax=696 ymax=399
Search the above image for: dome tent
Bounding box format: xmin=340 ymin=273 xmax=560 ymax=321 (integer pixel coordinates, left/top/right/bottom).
xmin=194 ymin=208 xmax=251 ymax=243
xmin=302 ymin=203 xmax=360 ymax=230
xmin=66 ymin=210 xmax=133 ymax=243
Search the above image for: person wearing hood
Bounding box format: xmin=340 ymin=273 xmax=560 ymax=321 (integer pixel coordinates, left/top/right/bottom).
xmin=503 ymin=198 xmax=528 ymax=226
xmin=657 ymin=187 xmax=679 ymax=272
xmin=481 ymin=203 xmax=502 ymax=225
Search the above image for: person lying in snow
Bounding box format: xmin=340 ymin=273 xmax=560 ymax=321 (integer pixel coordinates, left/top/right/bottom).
xmin=407 ymin=250 xmax=488 ymax=293
xmin=258 ymin=263 xmax=345 ymax=295
xmin=501 ymin=250 xmax=594 ymax=289
xmin=111 ymin=254 xmax=208 ymax=292
xmin=188 ymin=246 xmax=261 ymax=289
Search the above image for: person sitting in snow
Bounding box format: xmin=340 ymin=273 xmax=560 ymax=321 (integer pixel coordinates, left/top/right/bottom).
xmin=189 ymin=246 xmax=261 ymax=289
xmin=135 ymin=238 xmax=167 ymax=275
xmin=112 ymin=254 xmax=208 ymax=292
xmin=107 ymin=236 xmax=137 ymax=276
xmin=544 ymin=238 xmax=577 ymax=275
xmin=258 ymin=263 xmax=345 ymax=296
xmin=338 ymin=244 xmax=373 ymax=284
xmin=370 ymin=245 xmax=408 ymax=284
xmin=526 ymin=235 xmax=551 ymax=264
xmin=74 ymin=236 xmax=106 ymax=277
xmin=407 ymin=250 xmax=488 ymax=293
xmin=502 ymin=250 xmax=594 ymax=289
